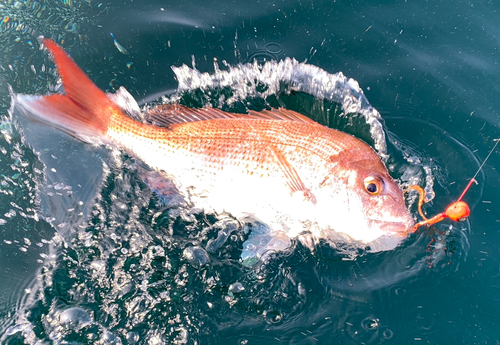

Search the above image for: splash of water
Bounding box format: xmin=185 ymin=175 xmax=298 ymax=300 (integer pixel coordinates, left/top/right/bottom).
xmin=171 ymin=58 xmax=388 ymax=157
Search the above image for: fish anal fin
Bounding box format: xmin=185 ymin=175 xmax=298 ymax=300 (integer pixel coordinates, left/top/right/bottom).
xmin=268 ymin=145 xmax=317 ymax=204
xmin=138 ymin=167 xmax=186 ymax=206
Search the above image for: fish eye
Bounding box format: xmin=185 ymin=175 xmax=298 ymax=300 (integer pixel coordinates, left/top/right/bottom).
xmin=364 ymin=176 xmax=383 ymax=195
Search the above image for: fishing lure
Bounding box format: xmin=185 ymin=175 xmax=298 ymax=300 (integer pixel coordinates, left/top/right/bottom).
xmin=407 ymin=139 xmax=499 ymax=231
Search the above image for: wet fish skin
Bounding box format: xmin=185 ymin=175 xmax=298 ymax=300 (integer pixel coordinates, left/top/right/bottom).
xmin=13 ymin=38 xmax=414 ymax=253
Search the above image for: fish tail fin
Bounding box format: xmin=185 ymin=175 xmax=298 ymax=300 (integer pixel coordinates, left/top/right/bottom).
xmin=14 ymin=38 xmax=123 ymax=139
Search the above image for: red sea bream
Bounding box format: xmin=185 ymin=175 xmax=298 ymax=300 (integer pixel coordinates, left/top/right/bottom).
xmin=13 ymin=39 xmax=414 ymax=257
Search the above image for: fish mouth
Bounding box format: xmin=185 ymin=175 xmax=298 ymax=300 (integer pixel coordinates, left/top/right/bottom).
xmin=363 ymin=219 xmax=414 ymax=252
xmin=379 ymin=221 xmax=412 ymax=236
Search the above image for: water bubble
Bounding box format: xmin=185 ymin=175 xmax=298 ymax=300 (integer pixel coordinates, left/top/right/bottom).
xmin=174 ymin=327 xmax=188 ymax=344
xmin=264 ymin=42 xmax=284 ymax=55
xmin=5 ymin=322 xmax=31 ymax=336
xmin=183 ymin=246 xmax=209 ymax=268
xmin=206 ymin=229 xmax=230 ymax=252
xmin=126 ymin=331 xmax=140 ymax=343
xmin=58 ymin=307 xmax=92 ymax=330
xmin=229 ymin=282 xmax=245 ymax=294
xmin=264 ymin=310 xmax=283 ymax=324
xmin=53 ymin=182 xmax=65 ymax=190
xmin=150 ymin=245 xmax=165 ymax=257
xmin=4 ymin=209 xmax=16 ymax=218
xmin=382 ymin=328 xmax=394 ymax=339
xmin=90 ymin=260 xmax=106 ymax=273
xmin=361 ymin=316 xmax=380 ymax=330
xmin=102 ymin=330 xmax=122 ymax=344
xmin=392 ymin=286 xmax=407 ymax=296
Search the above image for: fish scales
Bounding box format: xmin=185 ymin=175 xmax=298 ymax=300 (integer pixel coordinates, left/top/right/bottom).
xmin=106 ymin=115 xmax=349 ymax=187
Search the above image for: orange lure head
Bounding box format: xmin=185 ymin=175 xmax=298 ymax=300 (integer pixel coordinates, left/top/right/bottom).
xmin=445 ymin=201 xmax=470 ymax=222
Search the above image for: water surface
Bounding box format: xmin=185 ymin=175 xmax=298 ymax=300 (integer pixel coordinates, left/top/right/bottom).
xmin=0 ymin=0 xmax=499 ymax=344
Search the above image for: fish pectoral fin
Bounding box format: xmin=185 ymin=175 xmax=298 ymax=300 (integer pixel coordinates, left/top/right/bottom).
xmin=268 ymin=145 xmax=317 ymax=204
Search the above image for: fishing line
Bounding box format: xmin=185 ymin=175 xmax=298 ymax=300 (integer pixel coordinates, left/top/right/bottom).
xmin=472 ymin=138 xmax=499 ymax=180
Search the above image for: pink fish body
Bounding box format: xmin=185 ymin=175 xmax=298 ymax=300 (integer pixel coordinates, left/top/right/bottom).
xmin=14 ymin=39 xmax=414 ymax=254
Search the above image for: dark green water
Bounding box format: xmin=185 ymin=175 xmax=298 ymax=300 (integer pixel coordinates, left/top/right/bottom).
xmin=1 ymin=0 xmax=499 ymax=344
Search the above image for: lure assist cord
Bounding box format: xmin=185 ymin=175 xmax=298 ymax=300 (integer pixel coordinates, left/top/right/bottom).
xmin=407 ymin=139 xmax=499 ymax=231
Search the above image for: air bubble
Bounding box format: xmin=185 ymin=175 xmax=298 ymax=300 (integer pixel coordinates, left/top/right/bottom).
xmin=229 ymin=282 xmax=245 ymax=294
xmin=382 ymin=328 xmax=394 ymax=339
xmin=101 ymin=331 xmax=122 ymax=344
xmin=183 ymin=246 xmax=209 ymax=268
xmin=127 ymin=331 xmax=140 ymax=343
xmin=361 ymin=316 xmax=379 ymax=331
xmin=58 ymin=307 xmax=92 ymax=330
xmin=264 ymin=310 xmax=283 ymax=324
xmin=5 ymin=322 xmax=31 ymax=336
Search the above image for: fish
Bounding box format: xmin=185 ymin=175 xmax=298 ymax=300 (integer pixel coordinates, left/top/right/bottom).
xmin=13 ymin=38 xmax=414 ymax=259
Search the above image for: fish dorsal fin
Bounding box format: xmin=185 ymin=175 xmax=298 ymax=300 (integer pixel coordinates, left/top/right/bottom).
xmin=142 ymin=104 xmax=316 ymax=126
xmin=143 ymin=104 xmax=240 ymax=126
xmin=246 ymin=108 xmax=317 ymax=124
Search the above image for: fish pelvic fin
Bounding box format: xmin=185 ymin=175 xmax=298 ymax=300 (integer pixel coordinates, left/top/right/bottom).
xmin=14 ymin=38 xmax=123 ymax=139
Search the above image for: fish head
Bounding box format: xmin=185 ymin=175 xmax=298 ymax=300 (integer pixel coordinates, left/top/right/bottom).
xmin=318 ymin=151 xmax=414 ymax=251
